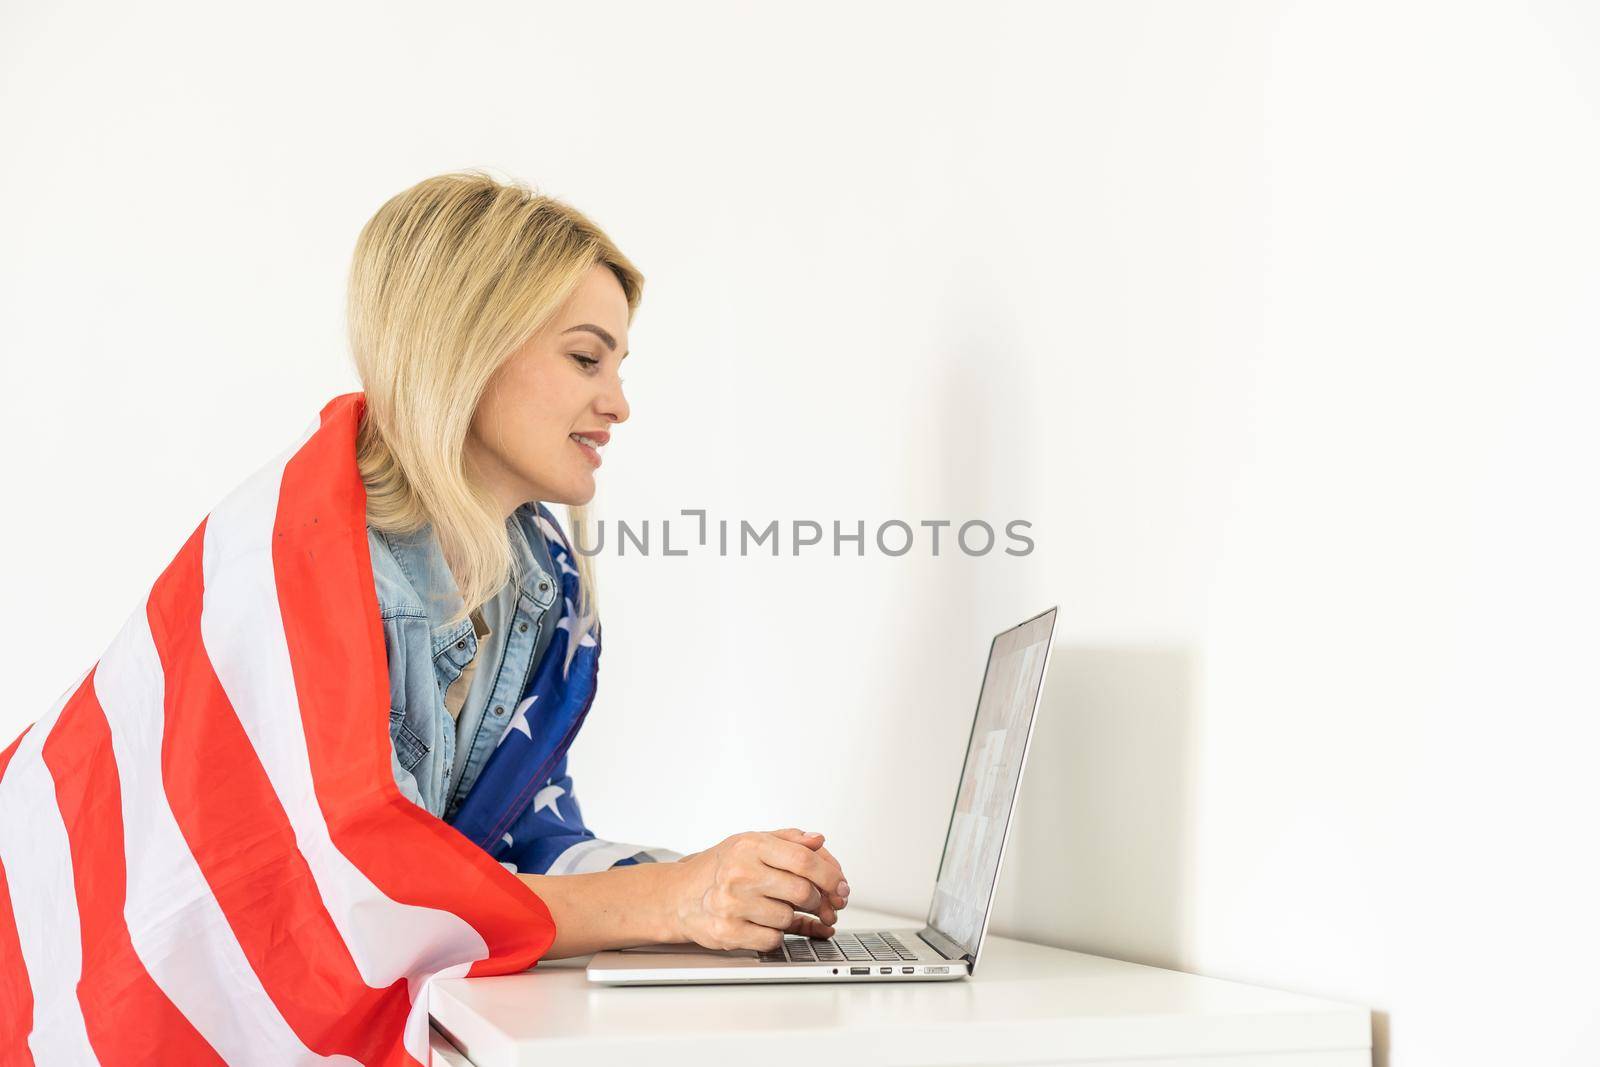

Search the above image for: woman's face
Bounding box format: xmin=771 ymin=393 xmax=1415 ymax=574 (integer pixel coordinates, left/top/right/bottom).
xmin=465 ymin=263 xmax=631 ymax=514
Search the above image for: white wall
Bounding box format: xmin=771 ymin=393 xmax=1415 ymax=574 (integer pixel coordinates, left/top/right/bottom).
xmin=3 ymin=2 xmax=1597 ymax=1063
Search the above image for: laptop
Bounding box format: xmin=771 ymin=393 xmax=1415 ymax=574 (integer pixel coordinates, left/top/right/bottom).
xmin=586 ymin=605 xmax=1058 ymax=985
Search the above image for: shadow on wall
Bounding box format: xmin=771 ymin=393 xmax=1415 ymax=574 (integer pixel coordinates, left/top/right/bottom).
xmin=985 ymin=644 xmax=1200 ymax=974
xmin=857 ymin=248 xmax=1039 ymax=909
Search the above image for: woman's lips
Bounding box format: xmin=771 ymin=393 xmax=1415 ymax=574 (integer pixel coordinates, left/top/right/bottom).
xmin=570 ymin=434 xmax=602 ymax=468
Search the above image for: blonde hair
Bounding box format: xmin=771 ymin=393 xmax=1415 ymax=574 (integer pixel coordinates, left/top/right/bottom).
xmin=347 ymin=168 xmax=641 ymax=634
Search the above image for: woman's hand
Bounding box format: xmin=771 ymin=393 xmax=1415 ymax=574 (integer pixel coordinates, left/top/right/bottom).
xmin=668 ymin=827 xmax=851 ymax=951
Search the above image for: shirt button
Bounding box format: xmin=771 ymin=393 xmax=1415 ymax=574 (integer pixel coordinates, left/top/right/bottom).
xmin=519 ymin=622 xmax=529 ymax=633
xmin=456 ymin=640 xmax=466 ymax=650
xmin=538 ymin=581 xmax=549 ymax=593
xmin=494 ymin=705 xmax=505 ymax=716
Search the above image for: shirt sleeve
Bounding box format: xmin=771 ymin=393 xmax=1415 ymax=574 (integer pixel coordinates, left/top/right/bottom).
xmin=494 ymin=752 xmax=683 ymax=875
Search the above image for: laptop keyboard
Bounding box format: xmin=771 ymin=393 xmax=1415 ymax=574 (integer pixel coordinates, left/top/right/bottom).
xmin=757 ymin=931 xmax=920 ymax=964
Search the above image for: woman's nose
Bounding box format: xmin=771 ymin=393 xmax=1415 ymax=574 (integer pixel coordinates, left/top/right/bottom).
xmin=600 ymin=377 xmax=630 ymax=425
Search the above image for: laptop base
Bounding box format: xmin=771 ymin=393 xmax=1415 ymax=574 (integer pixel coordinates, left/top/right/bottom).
xmin=587 ymin=927 xmax=969 ymax=985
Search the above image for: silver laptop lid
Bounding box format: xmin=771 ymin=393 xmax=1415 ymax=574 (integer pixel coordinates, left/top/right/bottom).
xmin=922 ymin=606 xmax=1057 ymax=973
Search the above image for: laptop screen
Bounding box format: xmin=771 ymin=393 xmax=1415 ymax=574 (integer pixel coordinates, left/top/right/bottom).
xmin=924 ymin=607 xmax=1056 ymax=959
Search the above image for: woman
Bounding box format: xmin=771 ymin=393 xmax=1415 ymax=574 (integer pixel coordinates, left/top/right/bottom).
xmin=0 ymin=171 xmax=850 ymax=1063
xmin=347 ymin=170 xmax=850 ymax=959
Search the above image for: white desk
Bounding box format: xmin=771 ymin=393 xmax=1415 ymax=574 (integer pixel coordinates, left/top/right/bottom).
xmin=428 ymin=906 xmax=1372 ymax=1067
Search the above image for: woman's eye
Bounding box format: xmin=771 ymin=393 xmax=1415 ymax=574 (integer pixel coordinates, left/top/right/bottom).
xmin=570 ymin=354 xmax=600 ymax=369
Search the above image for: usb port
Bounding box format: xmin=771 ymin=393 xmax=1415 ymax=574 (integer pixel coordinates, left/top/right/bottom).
xmin=849 ymin=967 xmax=869 ymax=975
xmin=901 ymin=967 xmax=914 ymax=974
xmin=879 ymin=967 xmax=892 ymax=974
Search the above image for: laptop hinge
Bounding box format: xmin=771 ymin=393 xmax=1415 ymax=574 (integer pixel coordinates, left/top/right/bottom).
xmin=918 ymin=925 xmax=972 ymax=965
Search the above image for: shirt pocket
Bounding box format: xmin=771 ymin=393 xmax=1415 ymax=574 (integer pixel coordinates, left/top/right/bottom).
xmin=389 ymin=706 xmax=431 ymax=772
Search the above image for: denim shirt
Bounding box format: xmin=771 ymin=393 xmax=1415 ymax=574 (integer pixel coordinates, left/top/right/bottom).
xmin=368 ymin=503 xmax=683 ymax=875
xmin=367 ymin=503 xmax=560 ymax=822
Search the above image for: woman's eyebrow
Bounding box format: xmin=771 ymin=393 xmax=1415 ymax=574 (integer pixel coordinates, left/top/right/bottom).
xmin=561 ymin=323 xmax=628 ymax=358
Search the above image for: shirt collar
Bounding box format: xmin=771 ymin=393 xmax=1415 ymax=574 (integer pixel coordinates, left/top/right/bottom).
xmin=378 ymin=503 xmax=558 ymax=649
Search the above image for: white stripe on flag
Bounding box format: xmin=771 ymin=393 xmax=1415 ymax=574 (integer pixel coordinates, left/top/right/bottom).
xmin=634 ymin=846 xmax=685 ymax=863
xmin=546 ymin=838 xmax=657 ymax=875
xmin=404 ymin=959 xmax=471 ymax=1058
xmin=197 ymin=416 xmax=492 ymax=996
xmin=94 ymin=601 xmax=360 ymax=1067
xmin=0 ymin=671 xmax=99 ymax=1065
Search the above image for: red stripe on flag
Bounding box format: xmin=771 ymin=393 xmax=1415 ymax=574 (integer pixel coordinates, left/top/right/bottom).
xmin=146 ymin=518 xmax=413 ymax=1062
xmin=274 ymin=393 xmax=556 ymax=976
xmin=0 ymin=727 xmax=35 ymax=1066
xmin=0 ymin=858 xmax=32 ymax=1067
xmin=40 ymin=669 xmax=224 ymax=1066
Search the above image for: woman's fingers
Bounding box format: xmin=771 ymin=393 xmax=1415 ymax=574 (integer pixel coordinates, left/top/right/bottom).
xmin=770 ymin=828 xmax=850 ymax=912
xmin=786 ymin=912 xmax=836 ymax=939
xmin=747 ymin=837 xmax=839 ymax=932
xmin=725 ymin=917 xmax=787 ymax=952
xmin=756 ymin=883 xmax=835 ymax=928
xmin=758 ymin=867 xmax=823 ymax=911
xmin=758 ymin=835 xmax=845 ymax=905
xmin=745 ymin=869 xmax=841 ymax=929
xmin=741 ymin=893 xmax=796 ymax=933
xmin=741 ymin=867 xmax=838 ymax=929
xmin=678 ymin=831 xmax=851 ymax=952
xmin=812 ymin=842 xmax=849 ymax=910
xmin=679 ymin=829 xmax=844 ymax=950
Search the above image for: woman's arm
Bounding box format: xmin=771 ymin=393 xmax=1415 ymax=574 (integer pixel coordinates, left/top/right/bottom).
xmin=519 ymin=829 xmax=850 ymax=961
xmin=518 ymin=862 xmax=682 ymax=959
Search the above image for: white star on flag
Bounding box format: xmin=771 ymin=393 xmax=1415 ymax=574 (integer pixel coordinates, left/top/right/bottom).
xmin=554 ymin=597 xmax=598 ymax=677
xmin=501 ymin=832 xmax=514 ymax=848
xmin=556 ymin=597 xmax=598 ymax=640
xmin=533 ymin=782 xmax=567 ymax=822
xmin=497 ymin=695 xmax=536 ymax=748
xmin=554 ymin=596 xmax=579 ymax=638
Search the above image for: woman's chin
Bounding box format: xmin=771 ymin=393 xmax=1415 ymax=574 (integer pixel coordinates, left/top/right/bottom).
xmin=544 ymin=475 xmax=597 ymax=507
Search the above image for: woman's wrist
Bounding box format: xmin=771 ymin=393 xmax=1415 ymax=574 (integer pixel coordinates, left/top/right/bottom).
xmin=651 ymin=858 xmax=689 ymax=943
xmin=515 ymin=859 xmax=688 ymax=959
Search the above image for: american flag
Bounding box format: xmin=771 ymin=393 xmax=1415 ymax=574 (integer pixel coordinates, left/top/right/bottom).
xmin=0 ymin=393 xmax=556 ymax=1065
